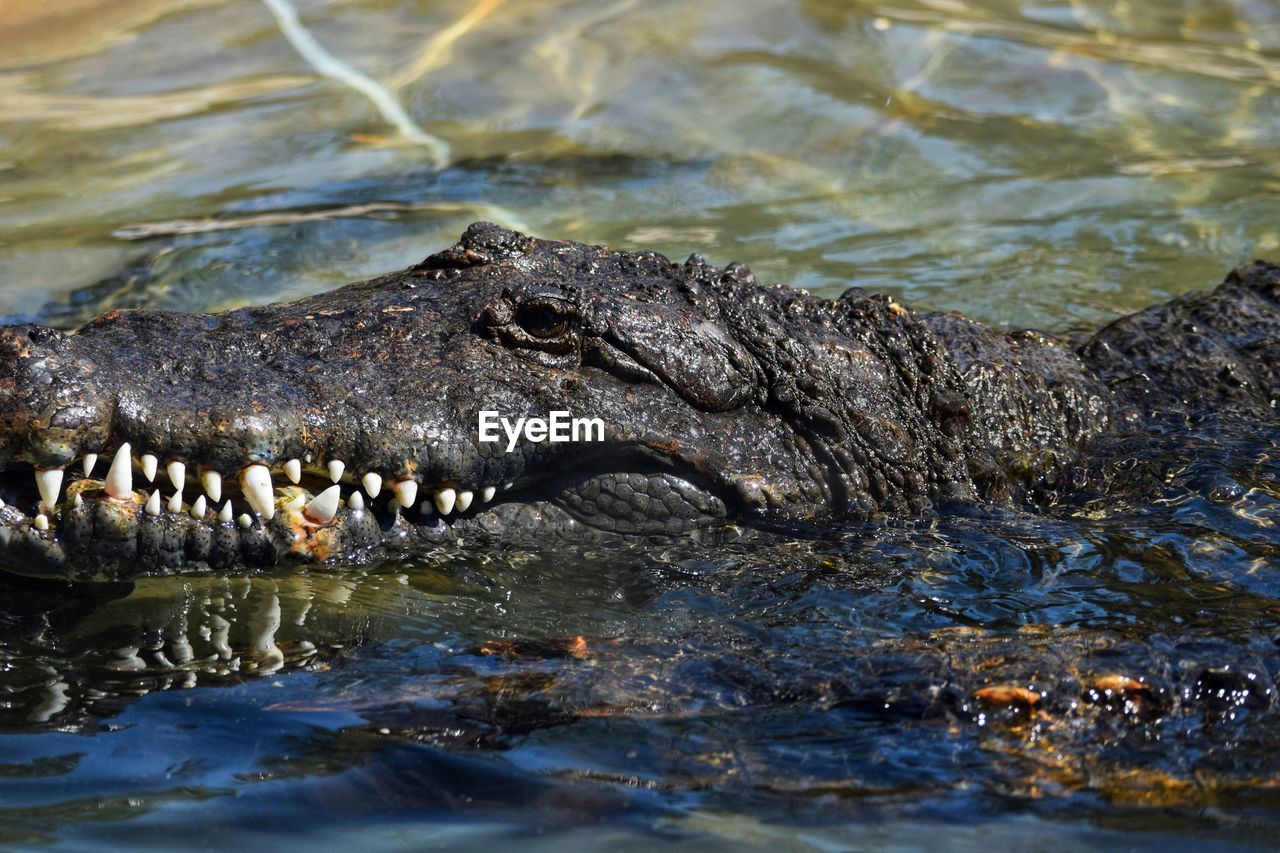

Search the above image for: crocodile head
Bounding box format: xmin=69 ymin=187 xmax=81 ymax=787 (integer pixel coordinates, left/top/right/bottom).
xmin=0 ymin=223 xmax=979 ymax=578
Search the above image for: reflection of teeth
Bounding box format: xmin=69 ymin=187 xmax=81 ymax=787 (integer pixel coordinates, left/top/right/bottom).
xmin=362 ymin=472 xmax=382 ymax=497
xmin=145 ymin=490 xmax=161 ymax=517
xmin=36 ymin=468 xmax=63 ymax=509
xmin=327 ymin=460 xmax=345 ymax=483
xmin=304 ymin=485 xmax=340 ymax=524
xmin=34 ymin=514 xmax=49 ymax=531
xmin=190 ymin=495 xmax=207 ymax=519
xmin=83 ymin=453 xmax=98 ymax=476
xmin=456 ymin=489 xmax=473 ymax=512
xmin=481 ymin=485 xmax=496 ymax=502
xmin=433 ymin=487 xmax=456 ymax=515
xmin=141 ymin=454 xmax=158 ymax=482
xmin=202 ymin=469 xmax=222 ymax=503
xmin=284 ymin=459 xmax=302 ymax=484
xmin=348 ymin=491 xmax=365 ymax=511
xmin=392 ymin=479 xmax=418 ymax=508
xmin=105 ymin=444 xmax=133 ymax=500
xmin=219 ymin=500 xmax=233 ymax=523
xmin=241 ymin=464 xmax=275 ymax=520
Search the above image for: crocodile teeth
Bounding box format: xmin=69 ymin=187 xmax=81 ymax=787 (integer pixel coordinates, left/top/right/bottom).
xmin=284 ymin=459 xmax=302 ymax=484
xmin=190 ymin=495 xmax=207 ymax=519
xmin=141 ymin=454 xmax=158 ymax=482
xmin=145 ymin=490 xmax=161 ymax=517
xmin=105 ymin=444 xmax=133 ymax=500
xmin=219 ymin=500 xmax=233 ymax=523
xmin=82 ymin=453 xmax=98 ymax=476
xmin=35 ymin=468 xmax=63 ymax=510
xmin=284 ymin=493 xmax=306 ymax=512
xmin=167 ymin=492 xmax=183 ymax=513
xmin=455 ymin=489 xmax=473 ymax=512
xmin=201 ymin=469 xmax=222 ymax=503
xmin=393 ymin=479 xmax=418 ymax=508
xmin=238 ymin=513 xmax=253 ymax=529
xmin=481 ymin=485 xmax=496 ymax=502
xmin=0 ymin=526 xmax=9 ymax=544
xmin=362 ymin=472 xmax=382 ymax=497
xmin=502 ymin=481 xmax=513 ymax=491
xmin=304 ymin=485 xmax=341 ymax=524
xmin=73 ymin=493 xmax=83 ymax=508
xmin=241 ymin=464 xmax=275 ymax=520
xmin=0 ymin=496 xmax=5 ymax=508
xmin=348 ymin=491 xmax=365 ymax=511
xmin=433 ymin=487 xmax=455 ymax=516
xmin=327 ymin=460 xmax=345 ymax=483
xmin=33 ymin=514 xmax=48 ymax=531
xmin=167 ymin=461 xmax=186 ymax=494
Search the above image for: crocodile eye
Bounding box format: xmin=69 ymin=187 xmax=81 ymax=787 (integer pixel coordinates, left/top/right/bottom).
xmin=515 ymin=301 xmax=571 ymax=339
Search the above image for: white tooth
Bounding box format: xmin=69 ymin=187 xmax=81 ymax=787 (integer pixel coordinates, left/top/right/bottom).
xmin=190 ymin=495 xmax=207 ymax=519
xmin=456 ymin=490 xmax=473 ymax=512
xmin=240 ymin=464 xmax=275 ymax=520
xmin=327 ymin=460 xmax=345 ymax=483
xmin=73 ymin=492 xmax=83 ymax=508
xmin=0 ymin=497 xmax=5 ymax=508
xmin=219 ymin=500 xmax=234 ymax=523
xmin=284 ymin=459 xmax=302 ymax=484
xmin=35 ymin=468 xmax=63 ymax=509
xmin=167 ymin=492 xmax=182 ymax=513
xmin=201 ymin=469 xmax=222 ymax=503
xmin=392 ymin=479 xmax=418 ymax=508
xmin=433 ymin=487 xmax=456 ymax=515
xmin=304 ymin=452 xmax=313 ymax=464
xmin=167 ymin=461 xmax=186 ymax=494
xmin=348 ymin=491 xmax=365 ymax=511
xmin=304 ymin=485 xmax=341 ymax=524
xmin=362 ymin=472 xmax=382 ymax=497
xmin=34 ymin=514 xmax=48 ymax=531
xmin=238 ymin=513 xmax=253 ymax=529
xmin=145 ymin=490 xmax=161 ymax=517
xmin=502 ymin=481 xmax=514 ymax=491
xmin=284 ymin=493 xmax=305 ymax=511
xmin=481 ymin=485 xmax=496 ymax=503
xmin=0 ymin=526 xmax=10 ymax=544
xmin=141 ymin=453 xmax=157 ymax=482
xmin=83 ymin=453 xmax=98 ymax=476
xmin=105 ymin=444 xmax=133 ymax=499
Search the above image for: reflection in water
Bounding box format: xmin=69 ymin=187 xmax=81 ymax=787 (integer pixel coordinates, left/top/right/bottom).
xmin=0 ymin=0 xmax=1279 ymax=847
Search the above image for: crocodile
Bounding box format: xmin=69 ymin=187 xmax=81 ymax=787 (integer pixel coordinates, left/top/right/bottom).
xmin=0 ymin=222 xmax=1277 ymax=579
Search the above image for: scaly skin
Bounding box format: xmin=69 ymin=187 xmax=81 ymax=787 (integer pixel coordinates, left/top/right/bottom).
xmin=0 ymin=223 xmax=1276 ymax=579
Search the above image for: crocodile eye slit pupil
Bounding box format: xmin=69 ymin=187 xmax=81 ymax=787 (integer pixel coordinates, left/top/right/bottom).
xmin=517 ymin=305 xmax=568 ymax=338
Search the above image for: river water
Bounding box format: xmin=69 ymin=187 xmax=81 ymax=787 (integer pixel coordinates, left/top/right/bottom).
xmin=1 ymin=0 xmax=1279 ymax=848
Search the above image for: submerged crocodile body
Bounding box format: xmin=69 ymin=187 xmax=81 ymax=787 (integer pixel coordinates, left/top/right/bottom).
xmin=0 ymin=222 xmax=1276 ymax=578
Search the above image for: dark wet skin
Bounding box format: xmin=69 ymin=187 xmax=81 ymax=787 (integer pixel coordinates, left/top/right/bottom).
xmin=0 ymin=222 xmax=1276 ymax=579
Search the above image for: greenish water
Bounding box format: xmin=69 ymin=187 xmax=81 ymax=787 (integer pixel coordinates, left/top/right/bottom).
xmin=1 ymin=0 xmax=1279 ymax=848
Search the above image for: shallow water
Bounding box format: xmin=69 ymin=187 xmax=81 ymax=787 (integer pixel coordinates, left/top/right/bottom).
xmin=1 ymin=0 xmax=1279 ymax=848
